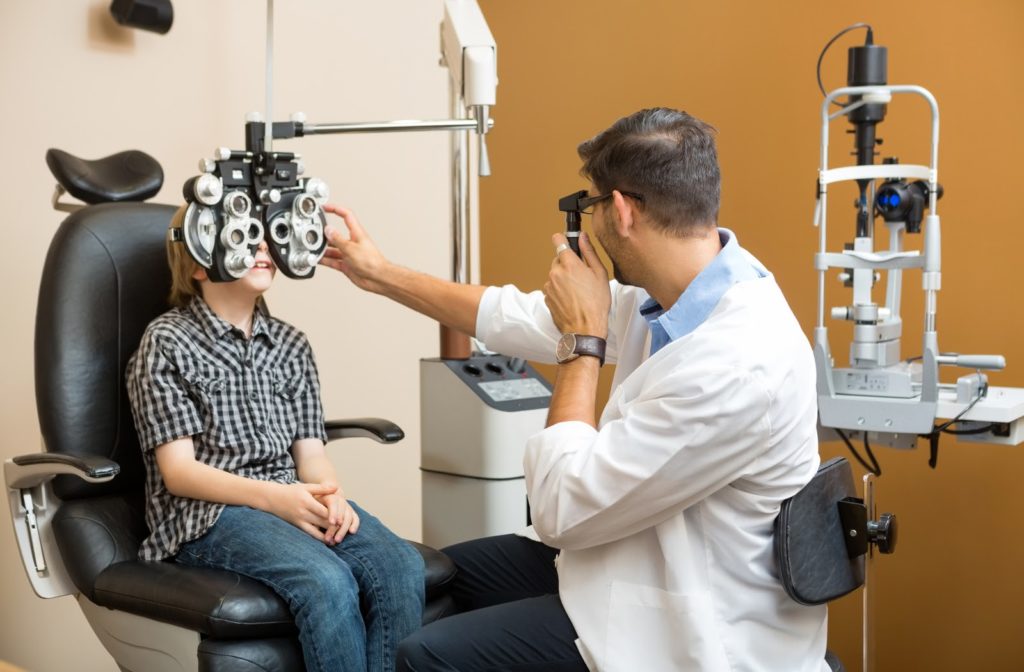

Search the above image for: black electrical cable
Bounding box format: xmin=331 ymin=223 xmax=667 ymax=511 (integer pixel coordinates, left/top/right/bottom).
xmin=920 ymin=386 xmax=987 ymax=469
xmin=835 ymin=427 xmax=882 ymax=476
xmin=942 ymin=425 xmax=997 ymax=436
xmin=862 ymin=431 xmax=881 ymax=476
xmin=816 ymin=23 xmax=874 ymax=106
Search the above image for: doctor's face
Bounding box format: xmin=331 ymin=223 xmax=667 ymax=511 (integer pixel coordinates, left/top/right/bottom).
xmin=591 ymin=193 xmax=639 ymax=287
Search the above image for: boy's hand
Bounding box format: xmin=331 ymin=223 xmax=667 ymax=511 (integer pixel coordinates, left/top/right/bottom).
xmin=263 ymin=482 xmax=335 ymax=541
xmin=319 ymin=491 xmax=360 ymax=545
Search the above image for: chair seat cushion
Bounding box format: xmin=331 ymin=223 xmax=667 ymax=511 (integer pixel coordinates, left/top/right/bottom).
xmin=410 ymin=541 xmax=457 ymax=600
xmin=95 ymin=560 xmax=295 ymax=638
xmin=57 ymin=489 xmax=457 ymax=638
xmin=93 ymin=542 xmax=458 ymax=638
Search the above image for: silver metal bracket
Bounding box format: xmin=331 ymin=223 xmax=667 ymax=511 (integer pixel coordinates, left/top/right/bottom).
xmin=51 ymin=184 xmax=85 ymax=214
xmin=20 ymin=488 xmax=46 ymax=572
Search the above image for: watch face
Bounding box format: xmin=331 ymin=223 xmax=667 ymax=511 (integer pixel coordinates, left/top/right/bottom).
xmin=556 ymin=333 xmax=577 ymax=362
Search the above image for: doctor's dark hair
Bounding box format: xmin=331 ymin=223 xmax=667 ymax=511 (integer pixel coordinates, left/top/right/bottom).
xmin=577 ymin=108 xmax=720 ymax=235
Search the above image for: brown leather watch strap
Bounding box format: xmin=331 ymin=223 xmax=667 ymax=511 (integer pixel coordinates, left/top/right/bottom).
xmin=572 ymin=335 xmax=606 ymax=366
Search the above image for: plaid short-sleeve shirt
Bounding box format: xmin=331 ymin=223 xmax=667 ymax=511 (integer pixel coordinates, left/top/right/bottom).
xmin=126 ymin=297 xmax=328 ymax=561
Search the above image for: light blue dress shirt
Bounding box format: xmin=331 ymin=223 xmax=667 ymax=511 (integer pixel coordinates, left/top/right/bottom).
xmin=639 ymin=228 xmax=768 ymax=356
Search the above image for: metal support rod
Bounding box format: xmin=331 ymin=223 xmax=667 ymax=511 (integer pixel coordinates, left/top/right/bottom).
xmin=265 ymin=0 xmax=274 ymax=151
xmin=439 ymin=72 xmax=473 ymax=360
xmin=302 ymin=118 xmax=493 ymax=135
xmin=451 ymin=95 xmax=470 ymax=287
xmin=862 ymin=473 xmax=876 ymax=672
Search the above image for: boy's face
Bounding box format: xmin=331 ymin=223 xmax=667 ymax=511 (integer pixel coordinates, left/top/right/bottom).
xmin=192 ymin=240 xmax=277 ymax=297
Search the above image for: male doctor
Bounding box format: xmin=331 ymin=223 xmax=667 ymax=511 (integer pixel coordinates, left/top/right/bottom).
xmin=320 ymin=108 xmax=827 ymax=671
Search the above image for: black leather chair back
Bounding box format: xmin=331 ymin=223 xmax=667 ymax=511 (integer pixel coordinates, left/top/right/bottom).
xmin=36 ymin=202 xmax=176 ymax=500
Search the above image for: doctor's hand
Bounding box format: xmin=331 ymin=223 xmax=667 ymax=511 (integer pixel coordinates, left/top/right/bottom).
xmin=543 ymin=232 xmax=610 ymax=338
xmin=320 ymin=204 xmax=392 ymax=294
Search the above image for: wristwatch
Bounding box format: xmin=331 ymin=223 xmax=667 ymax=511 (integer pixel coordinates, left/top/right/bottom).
xmin=555 ymin=333 xmax=607 ymax=366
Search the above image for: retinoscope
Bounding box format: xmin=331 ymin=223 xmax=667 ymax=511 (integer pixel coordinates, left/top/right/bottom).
xmin=557 ymin=190 xmax=588 ymax=257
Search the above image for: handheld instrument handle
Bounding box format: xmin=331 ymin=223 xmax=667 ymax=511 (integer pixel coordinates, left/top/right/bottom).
xmin=566 ymin=229 xmax=581 ymax=256
xmin=937 ymin=354 xmax=1006 ymax=370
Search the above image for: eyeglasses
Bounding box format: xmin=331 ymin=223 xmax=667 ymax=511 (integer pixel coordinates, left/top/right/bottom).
xmin=577 ymin=190 xmax=645 ymax=215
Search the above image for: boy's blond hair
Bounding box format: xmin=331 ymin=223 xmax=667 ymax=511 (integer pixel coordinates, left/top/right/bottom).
xmin=166 ymin=205 xmax=203 ymax=309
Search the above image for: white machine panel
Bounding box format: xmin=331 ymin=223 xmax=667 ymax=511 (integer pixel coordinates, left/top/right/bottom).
xmin=420 ymin=355 xmax=551 ymax=548
xmin=422 ymin=471 xmax=529 ymax=549
xmin=420 ymin=356 xmax=550 ymax=479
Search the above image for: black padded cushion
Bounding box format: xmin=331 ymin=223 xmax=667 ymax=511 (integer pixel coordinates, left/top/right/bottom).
xmin=411 ymin=541 xmax=457 ymax=600
xmin=52 ymin=493 xmax=149 ymax=603
xmin=46 ymin=149 xmax=163 ymax=204
xmin=774 ymin=457 xmax=864 ymax=606
xmin=55 ymin=494 xmax=456 ymax=634
xmin=825 ymin=649 xmax=846 ymax=672
xmin=197 ymin=638 xmax=304 ymax=672
xmin=36 ymin=203 xmax=175 ymax=500
xmin=95 ymin=561 xmax=296 ymax=638
xmin=92 ymin=545 xmax=454 ymax=636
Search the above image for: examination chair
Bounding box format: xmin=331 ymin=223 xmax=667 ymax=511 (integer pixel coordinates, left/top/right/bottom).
xmin=775 ymin=455 xmax=897 ymax=672
xmin=4 ymin=150 xmax=456 ymax=672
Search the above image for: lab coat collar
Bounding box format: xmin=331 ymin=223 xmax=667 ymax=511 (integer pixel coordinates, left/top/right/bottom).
xmin=639 ymin=228 xmax=768 ymax=355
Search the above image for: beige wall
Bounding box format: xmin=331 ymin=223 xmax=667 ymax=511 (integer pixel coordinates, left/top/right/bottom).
xmin=477 ymin=0 xmax=1024 ymax=670
xmin=1 ymin=1 xmax=454 ymax=670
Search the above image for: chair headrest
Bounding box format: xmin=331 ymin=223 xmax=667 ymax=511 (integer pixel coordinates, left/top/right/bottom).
xmin=46 ymin=149 xmax=163 ymax=204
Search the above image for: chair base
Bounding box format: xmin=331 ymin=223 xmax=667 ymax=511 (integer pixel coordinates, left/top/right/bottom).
xmin=80 ymin=594 xmax=201 ymax=672
xmin=82 ymin=588 xmax=457 ymax=672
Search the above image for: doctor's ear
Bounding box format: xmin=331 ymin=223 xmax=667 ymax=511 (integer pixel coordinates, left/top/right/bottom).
xmin=192 ymin=267 xmax=209 ymax=282
xmin=610 ymin=190 xmax=636 ymax=237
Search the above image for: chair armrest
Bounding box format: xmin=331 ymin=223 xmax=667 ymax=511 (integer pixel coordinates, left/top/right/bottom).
xmin=325 ymin=418 xmax=404 ymax=444
xmin=4 ymin=454 xmax=120 ymax=599
xmin=5 ymin=452 xmax=119 ymax=489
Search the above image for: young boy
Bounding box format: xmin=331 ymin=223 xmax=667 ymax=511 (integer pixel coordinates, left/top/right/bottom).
xmin=126 ymin=206 xmax=424 ymax=672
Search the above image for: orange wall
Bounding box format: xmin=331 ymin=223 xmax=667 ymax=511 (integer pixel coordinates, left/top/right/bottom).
xmin=478 ymin=1 xmax=1024 ymax=669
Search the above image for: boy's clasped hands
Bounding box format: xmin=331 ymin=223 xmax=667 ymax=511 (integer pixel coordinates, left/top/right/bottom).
xmin=264 ymin=481 xmax=361 ymax=546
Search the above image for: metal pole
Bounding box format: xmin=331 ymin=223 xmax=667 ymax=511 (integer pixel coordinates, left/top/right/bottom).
xmin=265 ymin=0 xmax=274 ymax=151
xmin=302 ymin=118 xmax=491 ymax=135
xmin=439 ymin=72 xmax=472 ymax=360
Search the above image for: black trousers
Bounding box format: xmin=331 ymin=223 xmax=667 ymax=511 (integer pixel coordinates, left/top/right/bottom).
xmin=395 ymin=534 xmax=590 ymax=671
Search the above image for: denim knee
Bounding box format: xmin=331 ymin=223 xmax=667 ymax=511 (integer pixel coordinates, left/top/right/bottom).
xmin=398 ymin=542 xmax=426 ymax=585
xmin=295 ymin=563 xmax=359 ymax=613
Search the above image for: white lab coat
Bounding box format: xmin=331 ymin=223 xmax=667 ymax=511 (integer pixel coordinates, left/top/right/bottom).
xmin=475 ymin=272 xmax=828 ymax=672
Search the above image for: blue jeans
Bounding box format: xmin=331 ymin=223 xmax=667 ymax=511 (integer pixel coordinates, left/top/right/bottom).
xmin=176 ymin=502 xmax=425 ymax=672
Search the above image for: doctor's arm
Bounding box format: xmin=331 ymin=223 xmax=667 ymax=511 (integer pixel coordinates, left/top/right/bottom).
xmin=320 ymin=204 xmax=485 ymax=337
xmin=525 ymin=367 xmax=772 ymax=551
xmin=542 ymin=231 xmax=609 ymax=428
